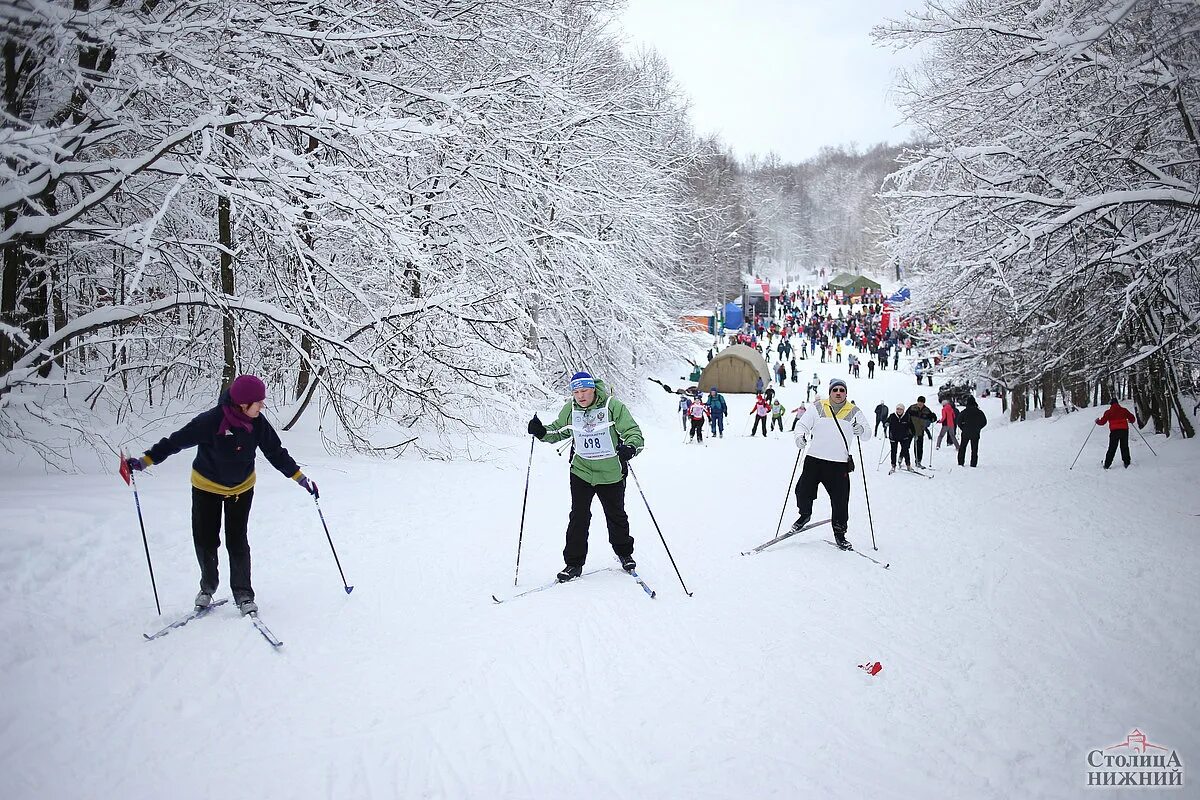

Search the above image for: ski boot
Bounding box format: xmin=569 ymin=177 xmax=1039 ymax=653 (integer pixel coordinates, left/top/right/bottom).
xmin=788 ymin=513 xmax=812 ymax=534
xmin=556 ymin=564 xmax=583 ymax=583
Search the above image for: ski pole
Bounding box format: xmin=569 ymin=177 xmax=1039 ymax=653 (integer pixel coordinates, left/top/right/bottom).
xmin=120 ymin=451 xmax=161 ymax=615
xmin=1068 ymin=424 xmax=1097 ymax=470
xmin=311 ymin=488 xmax=353 ymax=594
xmin=513 ymin=435 xmax=535 ymax=585
xmin=856 ymin=438 xmax=879 ymax=551
xmin=772 ymin=446 xmax=804 ymax=539
xmin=1132 ymin=423 xmax=1159 ymax=456
xmin=627 ymin=465 xmax=693 ymax=597
xmin=876 ymin=439 xmax=886 ymax=469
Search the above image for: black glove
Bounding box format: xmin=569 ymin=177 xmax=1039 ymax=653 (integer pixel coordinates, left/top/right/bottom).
xmin=124 ymin=456 xmax=147 ymax=473
xmin=527 ymin=414 xmax=546 ymax=439
xmin=617 ymin=443 xmax=637 ymax=461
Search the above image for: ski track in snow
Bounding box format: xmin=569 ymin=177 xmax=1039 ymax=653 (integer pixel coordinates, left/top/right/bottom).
xmin=1 ymin=342 xmax=1198 ymax=799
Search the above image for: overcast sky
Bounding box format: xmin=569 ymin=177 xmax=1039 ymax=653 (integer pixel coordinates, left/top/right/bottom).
xmin=618 ymin=0 xmax=922 ymax=164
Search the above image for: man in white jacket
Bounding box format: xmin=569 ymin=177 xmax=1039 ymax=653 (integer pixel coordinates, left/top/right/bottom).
xmin=789 ymin=377 xmax=873 ymax=550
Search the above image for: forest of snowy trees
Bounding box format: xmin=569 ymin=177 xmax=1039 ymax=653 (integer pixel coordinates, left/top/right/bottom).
xmin=675 ymin=140 xmax=905 ymax=310
xmin=875 ymin=0 xmax=1199 ymax=437
xmin=2 ymin=0 xmax=1196 ymax=462
xmin=0 ymin=0 xmax=915 ymax=461
xmin=1 ymin=0 xmax=703 ymax=460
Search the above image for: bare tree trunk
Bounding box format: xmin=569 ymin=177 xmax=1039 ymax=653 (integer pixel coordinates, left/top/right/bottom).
xmin=294 ymin=332 xmax=313 ymax=399
xmin=0 ymin=215 xmax=21 ymax=374
xmin=526 ymin=299 xmax=540 ymax=353
xmin=1070 ymin=375 xmax=1089 ymax=409
xmin=218 ymin=192 xmax=237 ymax=387
xmin=1040 ymin=371 xmax=1057 ymax=418
xmin=1167 ymin=356 xmax=1195 ymax=438
xmin=1010 ymin=383 xmax=1027 ymax=422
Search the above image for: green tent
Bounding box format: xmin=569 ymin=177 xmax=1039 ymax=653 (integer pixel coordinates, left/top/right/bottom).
xmin=824 ymin=273 xmax=882 ymax=293
xmin=697 ymin=345 xmax=771 ymax=394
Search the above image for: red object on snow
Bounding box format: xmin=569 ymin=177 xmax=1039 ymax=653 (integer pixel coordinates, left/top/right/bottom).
xmin=859 ymin=661 xmax=883 ymax=676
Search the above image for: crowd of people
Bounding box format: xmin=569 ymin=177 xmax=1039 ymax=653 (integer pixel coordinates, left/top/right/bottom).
xmin=727 ymin=287 xmax=928 ymax=387
xmin=875 ymin=394 xmax=988 ymax=471
xmin=114 ymin=282 xmax=1147 ymax=606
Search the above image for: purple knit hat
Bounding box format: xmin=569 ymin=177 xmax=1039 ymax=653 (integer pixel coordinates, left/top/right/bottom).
xmin=228 ymin=375 xmax=267 ymax=405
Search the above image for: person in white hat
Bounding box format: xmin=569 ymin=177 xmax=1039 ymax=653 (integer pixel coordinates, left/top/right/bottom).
xmin=789 ymin=377 xmax=872 ymax=549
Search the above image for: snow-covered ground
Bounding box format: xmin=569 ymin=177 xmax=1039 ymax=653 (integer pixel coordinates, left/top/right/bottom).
xmin=2 ymin=334 xmax=1197 ymax=799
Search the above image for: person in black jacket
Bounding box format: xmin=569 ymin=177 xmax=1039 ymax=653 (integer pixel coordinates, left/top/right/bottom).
xmin=885 ymin=404 xmax=914 ymax=473
xmin=123 ymin=375 xmax=316 ymax=614
xmin=873 ymin=400 xmax=889 ymax=436
xmin=905 ymin=396 xmax=937 ymax=468
xmin=955 ymin=396 xmax=988 ymax=467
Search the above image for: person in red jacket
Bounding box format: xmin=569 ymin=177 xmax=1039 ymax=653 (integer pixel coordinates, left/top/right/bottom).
xmin=1096 ymin=399 xmax=1137 ymax=469
xmin=749 ymin=393 xmax=771 ymax=437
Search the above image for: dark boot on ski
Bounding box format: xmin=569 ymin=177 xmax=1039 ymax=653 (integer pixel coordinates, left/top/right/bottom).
xmin=788 ymin=514 xmax=812 ymax=533
xmin=833 ymin=531 xmax=853 ymax=550
xmin=236 ymin=598 xmax=258 ymax=616
xmin=618 ymin=554 xmax=636 ymax=573
xmin=194 ymin=590 xmax=214 ymax=610
xmin=556 ymin=564 xmax=583 ymax=583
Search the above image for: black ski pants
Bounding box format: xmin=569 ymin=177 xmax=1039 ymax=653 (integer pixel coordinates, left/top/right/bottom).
xmin=751 ymin=415 xmax=768 ymax=437
xmin=564 ymin=472 xmax=633 ymax=568
xmin=795 ymin=456 xmax=851 ymax=534
xmin=958 ymin=433 xmax=980 ymax=467
xmin=1104 ymin=429 xmax=1130 ymax=468
xmin=913 ymin=431 xmax=929 ymax=464
xmin=890 ymin=440 xmax=911 ymax=468
xmin=192 ymin=486 xmax=254 ymax=602
xmin=689 ymin=417 xmax=705 ymax=442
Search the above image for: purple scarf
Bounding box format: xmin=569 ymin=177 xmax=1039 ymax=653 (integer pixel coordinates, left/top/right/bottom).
xmin=218 ymin=403 xmax=254 ymax=436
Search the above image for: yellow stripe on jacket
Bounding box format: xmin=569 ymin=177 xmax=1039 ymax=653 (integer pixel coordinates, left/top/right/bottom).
xmin=819 ymin=400 xmax=855 ymax=420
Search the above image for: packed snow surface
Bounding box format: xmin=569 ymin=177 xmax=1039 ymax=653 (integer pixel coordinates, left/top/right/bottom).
xmin=2 ymin=344 xmax=1197 ymax=799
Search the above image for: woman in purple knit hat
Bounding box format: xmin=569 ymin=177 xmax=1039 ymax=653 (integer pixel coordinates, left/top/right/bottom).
xmin=124 ymin=375 xmax=317 ymax=615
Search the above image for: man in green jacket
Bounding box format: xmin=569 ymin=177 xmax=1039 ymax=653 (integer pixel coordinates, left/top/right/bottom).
xmin=527 ymin=371 xmax=645 ymax=582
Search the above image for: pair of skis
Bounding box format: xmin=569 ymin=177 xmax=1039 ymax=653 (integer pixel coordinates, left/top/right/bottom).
xmin=143 ymin=599 xmax=282 ymax=648
xmin=890 ymin=465 xmax=934 ymax=479
xmin=740 ymin=518 xmax=831 ymax=555
xmin=822 ymin=539 xmax=890 ymax=568
xmin=493 ymin=564 xmax=656 ymax=604
xmin=742 ymin=518 xmax=890 ymax=569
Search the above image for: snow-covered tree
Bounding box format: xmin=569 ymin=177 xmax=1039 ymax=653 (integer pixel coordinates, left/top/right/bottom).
xmin=876 ymin=0 xmax=1199 ymax=436
xmin=0 ymin=0 xmax=694 ymax=463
